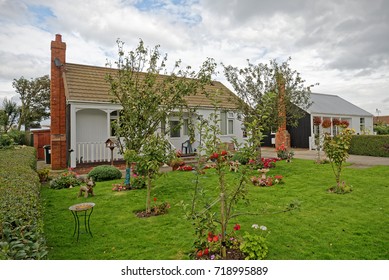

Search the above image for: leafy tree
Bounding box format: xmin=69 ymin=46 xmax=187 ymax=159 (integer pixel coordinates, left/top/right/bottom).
xmin=106 ymin=39 xmax=216 ymax=154
xmin=323 ymin=128 xmax=355 ymax=193
xmin=223 ymin=58 xmax=316 ymax=155
xmin=0 ymin=98 xmax=18 ymax=132
xmin=12 ymin=75 xmax=50 ymax=130
xmin=106 ymin=39 xmax=216 ymax=212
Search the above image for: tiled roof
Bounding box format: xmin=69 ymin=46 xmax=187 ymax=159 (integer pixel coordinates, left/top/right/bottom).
xmin=307 ymin=93 xmax=373 ymax=117
xmin=63 ymin=63 xmax=239 ymax=109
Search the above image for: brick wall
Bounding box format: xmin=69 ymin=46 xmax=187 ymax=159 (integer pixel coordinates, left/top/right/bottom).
xmin=50 ymin=34 xmax=67 ymax=169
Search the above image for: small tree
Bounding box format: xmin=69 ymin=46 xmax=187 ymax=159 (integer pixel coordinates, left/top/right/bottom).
xmin=107 ymin=39 xmax=216 ymax=155
xmin=12 ymin=75 xmax=50 ymax=130
xmin=192 ymin=105 xmax=248 ymax=259
xmin=125 ymin=134 xmax=173 ymax=214
xmin=106 ymin=39 xmax=216 ymax=212
xmin=0 ymin=98 xmax=19 ymax=132
xmin=323 ymin=128 xmax=355 ymax=193
xmin=223 ymin=58 xmax=315 ymax=156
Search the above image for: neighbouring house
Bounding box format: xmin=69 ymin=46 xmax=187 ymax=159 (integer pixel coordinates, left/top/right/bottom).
xmin=263 ymin=92 xmax=374 ymax=149
xmin=50 ymin=34 xmax=245 ymax=169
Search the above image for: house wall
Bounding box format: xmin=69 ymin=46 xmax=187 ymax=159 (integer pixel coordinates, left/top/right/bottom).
xmin=309 ymin=114 xmax=374 ymax=149
xmin=288 ymin=114 xmax=311 ymax=148
xmin=68 ymin=105 xmax=246 ymax=167
xmin=167 ymin=108 xmax=245 ymax=153
xmin=76 ymin=109 xmax=107 ymax=143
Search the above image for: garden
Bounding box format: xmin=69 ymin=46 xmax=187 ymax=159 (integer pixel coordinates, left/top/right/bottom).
xmin=40 ymin=158 xmax=388 ymax=260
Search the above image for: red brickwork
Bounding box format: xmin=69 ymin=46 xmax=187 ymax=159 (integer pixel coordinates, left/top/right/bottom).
xmin=275 ymin=74 xmax=291 ymax=149
xmin=50 ymin=34 xmax=67 ymax=169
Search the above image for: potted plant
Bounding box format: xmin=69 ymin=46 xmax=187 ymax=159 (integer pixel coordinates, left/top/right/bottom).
xmin=169 ymin=157 xmax=184 ymax=170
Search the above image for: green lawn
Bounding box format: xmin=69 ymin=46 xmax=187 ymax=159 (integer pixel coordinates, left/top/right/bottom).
xmin=41 ymin=159 xmax=389 ymax=260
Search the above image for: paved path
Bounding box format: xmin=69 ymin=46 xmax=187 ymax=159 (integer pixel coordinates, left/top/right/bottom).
xmin=261 ymin=147 xmax=389 ymax=167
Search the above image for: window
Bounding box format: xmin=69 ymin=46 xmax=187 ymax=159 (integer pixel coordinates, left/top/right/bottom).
xmin=110 ymin=110 xmax=119 ymax=136
xmin=228 ymin=119 xmax=234 ymax=134
xmin=183 ymin=119 xmax=189 ymax=136
xmin=220 ymin=111 xmax=234 ymax=135
xmin=242 ymin=126 xmax=247 ymax=138
xmin=360 ymin=118 xmax=365 ymax=132
xmin=160 ymin=119 xmax=166 ymax=135
xmin=170 ymin=120 xmax=181 ymax=138
xmin=332 ymin=124 xmax=338 ymax=136
xmin=313 ymin=124 xmax=320 ymax=136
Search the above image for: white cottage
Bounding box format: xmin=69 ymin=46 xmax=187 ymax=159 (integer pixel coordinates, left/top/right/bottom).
xmin=50 ymin=34 xmax=245 ymax=169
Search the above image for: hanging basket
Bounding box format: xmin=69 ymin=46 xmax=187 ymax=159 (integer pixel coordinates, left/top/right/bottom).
xmin=322 ymin=119 xmax=332 ymax=128
xmin=340 ymin=120 xmax=349 ymax=127
xmin=332 ymin=118 xmax=341 ymax=126
xmin=313 ymin=116 xmax=322 ymax=126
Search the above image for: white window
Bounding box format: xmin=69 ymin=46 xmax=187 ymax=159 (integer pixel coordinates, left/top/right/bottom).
xmin=170 ymin=120 xmax=181 ymax=138
xmin=360 ymin=118 xmax=365 ymax=132
xmin=183 ymin=119 xmax=189 ymax=136
xmin=110 ymin=110 xmax=119 ymax=136
xmin=220 ymin=111 xmax=234 ymax=135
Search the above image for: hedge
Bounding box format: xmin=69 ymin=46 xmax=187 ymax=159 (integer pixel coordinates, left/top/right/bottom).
xmin=349 ymin=135 xmax=389 ymax=157
xmin=0 ymin=146 xmax=48 ymax=259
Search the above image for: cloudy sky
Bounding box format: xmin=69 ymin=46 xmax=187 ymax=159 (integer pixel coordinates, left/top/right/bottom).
xmin=1 ymin=0 xmax=388 ymax=115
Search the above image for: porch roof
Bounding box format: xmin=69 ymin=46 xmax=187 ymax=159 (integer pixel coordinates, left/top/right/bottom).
xmin=63 ymin=63 xmax=240 ymax=109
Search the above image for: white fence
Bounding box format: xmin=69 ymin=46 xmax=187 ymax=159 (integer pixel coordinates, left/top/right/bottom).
xmin=76 ymin=141 xmax=124 ymax=164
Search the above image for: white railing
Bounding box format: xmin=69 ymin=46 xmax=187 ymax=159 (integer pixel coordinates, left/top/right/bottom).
xmin=76 ymin=141 xmax=124 ymax=164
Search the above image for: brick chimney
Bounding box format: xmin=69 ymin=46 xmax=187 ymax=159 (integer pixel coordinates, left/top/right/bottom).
xmin=50 ymin=34 xmax=67 ymax=169
xmin=275 ymin=73 xmax=291 ymax=150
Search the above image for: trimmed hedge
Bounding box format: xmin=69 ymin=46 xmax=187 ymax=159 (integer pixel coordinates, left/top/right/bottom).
xmin=349 ymin=135 xmax=389 ymax=157
xmin=87 ymin=165 xmax=122 ymax=181
xmin=0 ymin=146 xmax=48 ymax=259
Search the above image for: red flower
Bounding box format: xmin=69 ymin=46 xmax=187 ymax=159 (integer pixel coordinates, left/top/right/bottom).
xmin=220 ymin=150 xmax=228 ymax=156
xmin=204 ymin=248 xmax=209 ymax=255
xmin=233 ymin=224 xmax=241 ymax=231
xmin=197 ymin=250 xmax=203 ymax=257
xmin=212 ymin=236 xmax=219 ymax=242
xmin=210 ymin=152 xmax=219 ymax=160
xmin=153 ymin=197 xmax=157 ymax=202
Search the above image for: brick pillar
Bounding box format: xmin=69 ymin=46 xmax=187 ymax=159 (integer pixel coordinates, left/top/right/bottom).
xmin=50 ymin=34 xmax=67 ymax=169
xmin=275 ymin=73 xmax=290 ymax=149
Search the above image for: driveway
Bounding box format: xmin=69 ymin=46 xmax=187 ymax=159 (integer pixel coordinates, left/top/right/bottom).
xmin=261 ymin=147 xmax=389 ymax=167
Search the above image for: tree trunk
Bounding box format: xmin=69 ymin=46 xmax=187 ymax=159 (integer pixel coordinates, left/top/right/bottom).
xmin=146 ymin=174 xmax=152 ymax=214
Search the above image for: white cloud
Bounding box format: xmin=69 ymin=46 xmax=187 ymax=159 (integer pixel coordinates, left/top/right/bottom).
xmin=0 ymin=0 xmax=388 ymax=115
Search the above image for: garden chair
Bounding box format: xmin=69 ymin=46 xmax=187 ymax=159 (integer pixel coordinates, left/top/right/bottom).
xmin=181 ymin=140 xmax=193 ymax=154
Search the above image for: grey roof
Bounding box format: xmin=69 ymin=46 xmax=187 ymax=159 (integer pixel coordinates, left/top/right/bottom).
xmin=306 ymin=93 xmax=373 ymax=117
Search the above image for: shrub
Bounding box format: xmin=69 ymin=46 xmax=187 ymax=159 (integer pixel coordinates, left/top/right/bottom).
xmin=0 ymin=133 xmax=14 ymax=148
xmin=231 ymin=151 xmax=249 ymax=165
xmin=349 ymin=135 xmax=389 ymax=157
xmin=374 ymin=124 xmax=389 ymax=135
xmin=240 ymin=232 xmax=268 ymax=260
xmin=49 ymin=171 xmax=81 ymax=189
xmin=0 ymin=146 xmax=47 ymax=259
xmin=37 ymin=168 xmax=50 ymax=183
xmin=7 ymin=130 xmax=27 ymax=145
xmin=87 ymin=165 xmax=122 ymax=181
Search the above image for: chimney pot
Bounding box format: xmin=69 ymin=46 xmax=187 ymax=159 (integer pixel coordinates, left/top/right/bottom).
xmin=55 ymin=34 xmax=62 ymax=42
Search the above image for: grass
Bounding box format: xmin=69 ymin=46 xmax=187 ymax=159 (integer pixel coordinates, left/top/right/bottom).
xmin=41 ymin=159 xmax=389 ymax=260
